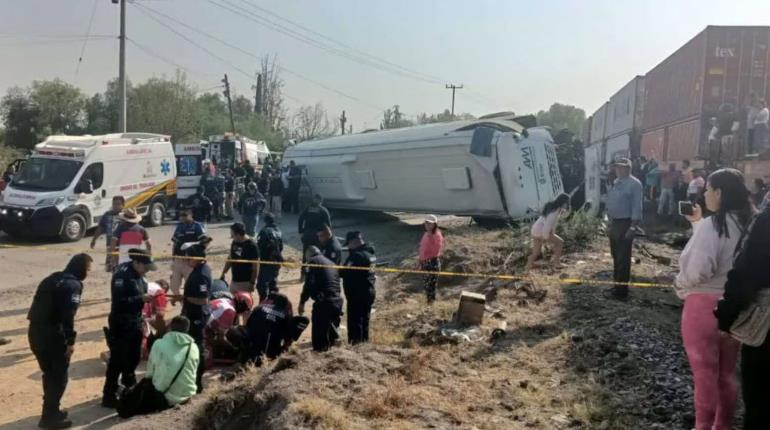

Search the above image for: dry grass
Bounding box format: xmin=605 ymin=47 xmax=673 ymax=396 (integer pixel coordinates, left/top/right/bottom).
xmin=360 ymin=377 xmax=412 ymax=419
xmin=292 ymin=398 xmax=353 ymax=430
xmin=396 ymin=349 xmax=431 ymax=382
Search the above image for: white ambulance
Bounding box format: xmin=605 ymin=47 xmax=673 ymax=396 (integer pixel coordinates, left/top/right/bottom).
xmin=0 ymin=133 xmax=177 ymax=241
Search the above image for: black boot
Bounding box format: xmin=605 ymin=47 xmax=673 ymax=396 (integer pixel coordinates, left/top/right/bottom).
xmin=38 ymin=415 xmax=72 ymax=429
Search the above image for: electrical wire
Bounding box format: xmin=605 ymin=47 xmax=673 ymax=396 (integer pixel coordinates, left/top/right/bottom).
xmin=135 ymin=2 xmax=383 ymax=112
xmin=127 ymin=37 xmax=220 ymax=79
xmin=215 ymin=0 xmax=505 ymax=109
xmin=74 ymin=0 xmax=100 ymax=83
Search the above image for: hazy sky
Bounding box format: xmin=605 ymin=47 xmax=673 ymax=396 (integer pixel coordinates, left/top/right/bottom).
xmin=2 ymin=0 xmax=770 ymax=131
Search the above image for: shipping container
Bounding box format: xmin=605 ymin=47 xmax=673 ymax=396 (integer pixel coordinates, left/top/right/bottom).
xmin=640 ymin=129 xmax=666 ymax=161
xmin=607 ymin=76 xmax=645 ymax=138
xmin=589 ymin=102 xmax=609 ymax=145
xmin=642 ymin=26 xmax=770 ymax=163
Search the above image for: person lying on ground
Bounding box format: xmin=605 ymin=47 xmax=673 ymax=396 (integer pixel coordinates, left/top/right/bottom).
xmin=204 ymin=291 xmax=253 ymax=367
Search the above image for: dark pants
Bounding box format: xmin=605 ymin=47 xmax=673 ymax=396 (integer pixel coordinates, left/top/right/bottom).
xmin=311 ymin=301 xmax=341 ymax=352
xmin=256 ymin=265 xmax=280 ymax=302
xmin=188 ymin=319 xmax=206 ymax=393
xmin=28 ymin=326 xmax=70 ymax=419
xmin=608 ymin=219 xmax=633 ymax=297
xmin=103 ymin=327 xmax=142 ymax=397
xmin=288 ymin=187 xmax=300 ymax=214
xmin=422 ymin=258 xmax=440 ymax=303
xmin=347 ymin=294 xmax=375 ymax=344
xmin=741 ymin=335 xmax=770 ymax=429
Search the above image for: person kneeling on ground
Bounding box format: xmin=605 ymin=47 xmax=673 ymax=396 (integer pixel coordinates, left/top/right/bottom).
xmin=204 ymin=291 xmax=253 ymax=367
xmin=227 ymin=286 xmax=305 ymax=366
xmin=526 ymin=193 xmax=570 ymax=271
xmin=299 ymin=246 xmax=343 ymax=352
xmin=142 ymin=280 xmax=170 ymax=360
xmin=117 ymin=316 xmax=199 ymax=418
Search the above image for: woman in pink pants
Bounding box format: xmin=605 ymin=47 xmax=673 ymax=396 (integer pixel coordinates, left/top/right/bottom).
xmin=675 ymin=168 xmax=754 ymax=430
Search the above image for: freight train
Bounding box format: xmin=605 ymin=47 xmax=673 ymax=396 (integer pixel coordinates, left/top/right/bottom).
xmin=585 ymin=25 xmax=770 ymax=212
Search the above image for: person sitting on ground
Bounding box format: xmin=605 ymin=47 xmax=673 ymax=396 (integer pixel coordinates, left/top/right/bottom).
xmin=142 ymin=280 xmax=170 ymax=360
xmin=675 ymin=168 xmax=754 ymax=430
xmin=122 ymin=316 xmax=199 ymax=418
xmin=526 ymin=193 xmax=570 ymax=271
xmin=227 ymin=285 xmax=299 ymax=366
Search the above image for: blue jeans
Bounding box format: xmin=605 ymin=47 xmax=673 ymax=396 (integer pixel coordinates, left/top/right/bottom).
xmin=243 ymin=215 xmax=259 ymax=237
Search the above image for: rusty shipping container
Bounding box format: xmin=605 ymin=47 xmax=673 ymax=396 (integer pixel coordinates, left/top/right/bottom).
xmin=641 ymin=26 xmax=770 ymax=163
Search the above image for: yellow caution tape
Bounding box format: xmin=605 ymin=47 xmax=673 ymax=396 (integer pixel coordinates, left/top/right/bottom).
xmin=0 ymin=243 xmax=675 ymax=289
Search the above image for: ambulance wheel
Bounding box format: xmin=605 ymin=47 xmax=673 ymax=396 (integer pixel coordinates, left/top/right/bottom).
xmin=60 ymin=213 xmax=86 ymax=242
xmin=147 ymin=201 xmax=166 ymax=227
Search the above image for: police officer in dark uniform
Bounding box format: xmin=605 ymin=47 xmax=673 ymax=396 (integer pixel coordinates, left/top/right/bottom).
xmin=28 ymin=254 xmax=93 ymax=429
xmin=340 ymin=231 xmax=377 ymax=344
xmin=181 ymin=243 xmax=212 ymax=393
xmin=102 ymin=249 xmax=157 ymax=408
xmin=185 ymin=186 xmax=213 ymax=224
xmin=317 ymin=225 xmax=342 ymax=265
xmin=256 ymin=212 xmax=284 ymax=301
xmin=298 ymin=194 xmax=332 ymax=279
xmin=298 ymin=246 xmax=343 ymax=352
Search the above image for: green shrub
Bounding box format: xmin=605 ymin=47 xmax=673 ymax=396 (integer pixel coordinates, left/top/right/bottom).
xmin=557 ymin=209 xmax=603 ymax=251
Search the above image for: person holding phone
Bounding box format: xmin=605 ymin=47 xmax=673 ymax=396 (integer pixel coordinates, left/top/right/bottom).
xmin=675 ymin=168 xmax=754 ymax=430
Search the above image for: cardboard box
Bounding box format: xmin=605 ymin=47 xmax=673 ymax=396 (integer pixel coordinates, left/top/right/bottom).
xmin=457 ymin=291 xmax=486 ymax=326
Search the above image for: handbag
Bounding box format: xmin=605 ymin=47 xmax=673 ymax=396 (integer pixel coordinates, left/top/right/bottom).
xmin=727 ymin=215 xmax=770 ymax=346
xmin=117 ymin=342 xmax=193 ymax=418
xmin=729 ymin=289 xmax=770 ymax=346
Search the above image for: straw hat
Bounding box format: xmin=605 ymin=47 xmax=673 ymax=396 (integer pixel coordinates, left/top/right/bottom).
xmin=119 ymin=208 xmax=142 ymax=224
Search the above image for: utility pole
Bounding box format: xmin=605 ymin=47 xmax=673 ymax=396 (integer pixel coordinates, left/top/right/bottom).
xmin=340 ymin=110 xmax=347 ymax=135
xmin=349 ymin=125 xmax=353 ymax=135
xmin=445 ymin=83 xmax=463 ymax=118
xmin=115 ymin=0 xmax=127 ymax=133
xmin=253 ymin=73 xmax=262 ymax=114
xmin=222 ymin=74 xmax=235 ymax=133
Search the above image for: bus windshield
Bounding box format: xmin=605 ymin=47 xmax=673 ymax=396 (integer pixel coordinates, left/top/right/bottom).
xmin=11 ymin=158 xmax=83 ymax=191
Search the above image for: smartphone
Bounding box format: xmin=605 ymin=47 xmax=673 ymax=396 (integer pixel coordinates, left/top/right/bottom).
xmin=679 ymin=201 xmax=694 ymax=216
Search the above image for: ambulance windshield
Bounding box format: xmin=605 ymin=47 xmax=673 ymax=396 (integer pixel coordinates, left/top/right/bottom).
xmin=11 ymin=158 xmax=83 ymax=191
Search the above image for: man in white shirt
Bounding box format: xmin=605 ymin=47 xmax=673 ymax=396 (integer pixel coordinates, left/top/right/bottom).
xmin=753 ymin=99 xmax=769 ymax=154
xmin=687 ymin=170 xmax=706 ymax=203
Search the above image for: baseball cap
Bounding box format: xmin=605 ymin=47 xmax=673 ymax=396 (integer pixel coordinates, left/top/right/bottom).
xmin=343 ymin=231 xmax=362 ymax=246
xmin=425 ymin=215 xmax=438 ymax=224
xmin=612 ymin=158 xmax=632 ymax=168
xmin=128 ymin=248 xmax=157 ymax=271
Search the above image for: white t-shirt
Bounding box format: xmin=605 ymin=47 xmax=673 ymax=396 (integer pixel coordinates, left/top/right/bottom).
xmin=755 ymin=107 xmax=769 ymax=126
xmin=687 ymin=176 xmax=705 ymax=195
xmin=531 ymin=211 xmax=560 ymax=239
xmin=675 ymin=215 xmax=743 ymax=299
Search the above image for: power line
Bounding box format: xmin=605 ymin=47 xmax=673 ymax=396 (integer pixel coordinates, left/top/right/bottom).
xmin=127 ymin=37 xmax=220 ymax=79
xmin=74 ymin=0 xmax=100 ymax=83
xmin=0 ymin=38 xmax=113 ymax=48
xmin=214 ymin=0 xmax=504 ymax=109
xmin=208 ymin=0 xmax=441 ymax=85
xmin=135 ymin=2 xmax=382 ymax=111
xmin=234 ymin=0 xmax=444 ymax=84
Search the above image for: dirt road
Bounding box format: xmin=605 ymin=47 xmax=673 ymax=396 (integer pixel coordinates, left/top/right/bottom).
xmin=0 ymin=210 xmax=429 ymax=429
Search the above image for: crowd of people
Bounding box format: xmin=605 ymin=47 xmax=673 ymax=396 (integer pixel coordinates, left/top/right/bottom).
xmin=25 ymin=179 xmax=408 ymax=428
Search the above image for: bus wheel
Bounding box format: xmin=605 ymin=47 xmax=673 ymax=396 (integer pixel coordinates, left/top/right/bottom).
xmin=60 ymin=213 xmax=86 ymax=242
xmin=147 ymin=200 xmax=166 ymax=227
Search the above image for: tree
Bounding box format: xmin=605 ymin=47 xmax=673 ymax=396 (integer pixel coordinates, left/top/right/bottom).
xmin=291 ymin=103 xmax=337 ymax=141
xmin=231 ymin=94 xmax=253 ymax=124
xmin=381 ymin=105 xmax=413 ymax=129
xmin=0 ymin=86 xmax=40 ymax=149
xmin=260 ymin=54 xmax=287 ymax=130
xmin=29 ymin=79 xmax=86 ymax=137
xmin=128 ymin=71 xmax=199 ymax=141
xmin=536 ymin=103 xmax=586 ymax=136
xmin=416 ymin=109 xmax=475 ymax=124
xmin=552 ymin=129 xmax=584 ymax=195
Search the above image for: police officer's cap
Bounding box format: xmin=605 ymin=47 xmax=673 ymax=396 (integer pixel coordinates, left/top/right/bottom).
xmin=343 ymin=231 xmax=362 ymax=246
xmin=128 ymin=249 xmax=158 ymax=271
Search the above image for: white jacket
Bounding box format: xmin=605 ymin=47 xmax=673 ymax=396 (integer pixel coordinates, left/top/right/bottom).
xmin=675 ymin=214 xmax=743 ymax=299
